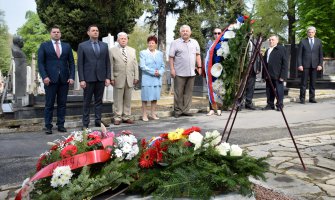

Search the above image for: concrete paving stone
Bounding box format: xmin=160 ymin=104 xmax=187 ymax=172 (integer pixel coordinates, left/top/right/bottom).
xmin=248 ymin=150 xmax=270 ymax=158
xmin=264 ymin=173 xmax=323 ymax=197
xmin=326 ymin=178 xmax=335 ymax=186
xmin=267 ymin=156 xmax=293 ymax=167
xmin=271 ymin=151 xmax=310 ymax=158
xmin=0 ymin=190 xmax=9 ymax=200
xmin=319 ymin=197 xmax=335 ymax=200
xmin=316 ymin=183 xmax=335 ymax=197
xmin=277 ymin=162 xmax=296 ymax=170
xmin=270 ymin=146 xmax=298 ymax=152
xmin=287 ymin=165 xmax=334 ymax=181
xmin=112 ymin=193 xmax=256 ymax=200
xmin=279 ymin=140 xmax=305 ymax=148
xmin=316 ymin=157 xmax=335 ymax=171
xmin=289 ymin=157 xmax=316 ymax=165
xmin=269 ymin=166 xmax=286 ymax=174
xmin=317 ymin=135 xmax=334 ymax=140
xmin=245 ymin=143 xmax=276 ymax=152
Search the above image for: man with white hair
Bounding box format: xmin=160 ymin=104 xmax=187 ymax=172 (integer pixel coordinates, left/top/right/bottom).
xmin=297 ymin=26 xmax=323 ymax=104
xmin=109 ymin=32 xmax=139 ymax=125
xmin=169 ymin=25 xmax=202 ymax=118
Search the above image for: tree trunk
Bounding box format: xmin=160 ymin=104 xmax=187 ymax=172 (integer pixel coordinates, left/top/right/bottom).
xmin=287 ymin=0 xmax=297 ymax=78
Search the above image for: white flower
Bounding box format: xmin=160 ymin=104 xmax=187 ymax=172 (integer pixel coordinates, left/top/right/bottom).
xmin=188 ymin=131 xmax=203 ymax=150
xmin=211 ymin=63 xmax=223 ymax=78
xmin=50 ymin=166 xmax=73 ymax=188
xmin=21 ymin=178 xmax=35 ymax=199
xmin=216 ymin=48 xmax=224 ymax=57
xmin=221 ymin=42 xmax=230 ymax=59
xmin=114 ymin=149 xmax=123 ymax=158
xmin=223 ymin=30 xmax=236 ymax=39
xmin=72 ymin=131 xmax=84 ymax=142
xmin=215 ymin=142 xmax=230 ymax=156
xmin=205 ymin=130 xmax=222 ymax=146
xmin=122 ymin=143 xmax=132 ymax=153
xmin=132 ymin=145 xmax=139 ymax=155
xmin=47 ymin=142 xmax=57 ymax=146
xmin=230 ymin=144 xmax=243 ymax=156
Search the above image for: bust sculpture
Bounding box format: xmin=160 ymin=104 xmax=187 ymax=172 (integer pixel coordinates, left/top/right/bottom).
xmin=11 ymin=35 xmax=27 ymax=98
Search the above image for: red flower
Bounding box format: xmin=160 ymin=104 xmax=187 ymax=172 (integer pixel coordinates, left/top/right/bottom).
xmin=183 ymin=126 xmax=201 ymax=136
xmin=139 ymin=148 xmax=156 ymax=168
xmin=243 ymin=15 xmax=249 ymax=19
xmin=159 ymin=133 xmax=168 ymax=138
xmin=50 ymin=145 xmax=58 ymax=151
xmin=87 ymin=134 xmax=102 ymax=146
xmin=60 ymin=145 xmax=78 ymax=159
xmin=36 ymin=154 xmax=46 ymax=172
xmin=141 ymin=138 xmax=147 ymax=148
xmin=183 ymin=141 xmax=193 ymax=147
xmin=64 ymin=136 xmax=74 ymax=145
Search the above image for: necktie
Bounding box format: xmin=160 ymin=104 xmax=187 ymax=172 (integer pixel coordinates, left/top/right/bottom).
xmin=309 ymin=38 xmax=314 ymax=49
xmin=55 ymin=41 xmax=60 ymax=58
xmin=93 ymin=42 xmax=100 ymax=56
xmin=122 ymin=48 xmax=127 ymax=64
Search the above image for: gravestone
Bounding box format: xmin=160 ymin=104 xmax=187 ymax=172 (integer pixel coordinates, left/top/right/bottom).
xmin=11 ymin=36 xmax=29 ymax=107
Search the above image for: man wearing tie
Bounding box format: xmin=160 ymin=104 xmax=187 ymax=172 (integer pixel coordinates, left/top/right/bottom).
xmin=262 ymin=35 xmax=288 ymax=111
xmin=297 ymin=26 xmax=323 ymax=104
xmin=109 ymin=32 xmax=139 ymax=125
xmin=38 ymin=25 xmax=75 ymax=134
xmin=77 ymin=25 xmax=111 ymax=129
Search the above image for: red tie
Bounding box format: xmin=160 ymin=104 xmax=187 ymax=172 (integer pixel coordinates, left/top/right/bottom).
xmin=55 ymin=41 xmax=60 ymax=58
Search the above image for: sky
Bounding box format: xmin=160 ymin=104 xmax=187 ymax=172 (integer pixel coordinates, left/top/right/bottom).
xmin=0 ymin=0 xmax=37 ymax=34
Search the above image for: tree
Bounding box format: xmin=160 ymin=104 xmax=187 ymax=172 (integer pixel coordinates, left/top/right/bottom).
xmin=296 ymin=0 xmax=335 ymax=57
xmin=17 ymin=11 xmax=50 ymax=65
xmin=128 ymin=24 xmax=152 ymax=60
xmin=0 ymin=10 xmax=11 ymax=76
xmin=36 ymin=0 xmax=146 ymax=51
xmin=173 ymin=10 xmax=206 ymax=53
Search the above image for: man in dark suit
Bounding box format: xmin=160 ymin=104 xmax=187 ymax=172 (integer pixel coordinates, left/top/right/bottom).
xmin=77 ymin=25 xmax=111 ymax=128
xmin=297 ymin=26 xmax=323 ymax=104
xmin=38 ymin=25 xmax=75 ymax=134
xmin=262 ymin=35 xmax=288 ymax=111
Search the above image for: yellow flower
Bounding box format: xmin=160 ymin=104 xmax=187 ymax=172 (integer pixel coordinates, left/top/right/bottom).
xmin=168 ymin=128 xmax=185 ymax=141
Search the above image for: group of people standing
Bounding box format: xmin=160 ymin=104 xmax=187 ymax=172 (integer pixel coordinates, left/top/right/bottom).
xmin=37 ymin=23 xmax=323 ymax=135
xmin=38 ymin=24 xmax=200 ymax=134
xmin=204 ymin=26 xmax=323 ymax=114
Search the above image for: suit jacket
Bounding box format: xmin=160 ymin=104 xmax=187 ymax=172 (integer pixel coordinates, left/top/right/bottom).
xmin=109 ymin=46 xmax=139 ymax=88
xmin=77 ymin=40 xmax=111 ymax=82
xmin=297 ymin=37 xmax=323 ymax=68
xmin=38 ymin=41 xmax=75 ymax=84
xmin=263 ymin=45 xmax=288 ymax=80
xmin=139 ymin=49 xmax=165 ymax=86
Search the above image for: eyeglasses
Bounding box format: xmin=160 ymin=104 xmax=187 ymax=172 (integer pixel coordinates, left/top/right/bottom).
xmin=214 ymin=32 xmax=221 ymax=35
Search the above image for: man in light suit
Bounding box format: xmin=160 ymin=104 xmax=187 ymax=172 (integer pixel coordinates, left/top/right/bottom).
xmin=78 ymin=25 xmax=111 ymax=129
xmin=109 ymin=32 xmax=139 ymax=125
xmin=297 ymin=26 xmax=323 ymax=104
xmin=38 ymin=25 xmax=75 ymax=134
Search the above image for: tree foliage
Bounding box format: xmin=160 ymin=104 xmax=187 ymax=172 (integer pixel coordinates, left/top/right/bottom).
xmin=17 ymin=11 xmax=50 ymax=65
xmin=253 ymin=0 xmax=289 ymax=41
xmin=36 ymin=0 xmax=146 ymax=51
xmin=128 ymin=24 xmax=152 ymax=60
xmin=0 ymin=10 xmax=11 ymax=76
xmin=295 ymin=0 xmax=335 ymax=57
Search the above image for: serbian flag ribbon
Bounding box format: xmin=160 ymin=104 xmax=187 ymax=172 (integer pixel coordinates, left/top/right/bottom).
xmin=15 ymin=137 xmax=114 ymax=200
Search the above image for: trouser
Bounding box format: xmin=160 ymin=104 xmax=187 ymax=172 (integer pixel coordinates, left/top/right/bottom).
xmin=244 ymin=71 xmax=256 ymax=106
xmin=82 ymin=81 xmax=105 ymax=127
xmin=265 ymin=79 xmax=284 ymax=108
xmin=300 ymin=68 xmax=317 ymax=101
xmin=174 ymin=76 xmax=195 ymax=115
xmin=113 ymin=83 xmax=133 ymax=121
xmin=44 ymin=79 xmax=69 ymax=129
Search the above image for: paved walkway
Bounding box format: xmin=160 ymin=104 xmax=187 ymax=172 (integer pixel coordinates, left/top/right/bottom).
xmin=0 ymin=89 xmax=335 ymax=199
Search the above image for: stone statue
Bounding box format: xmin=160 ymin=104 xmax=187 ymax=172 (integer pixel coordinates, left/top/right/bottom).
xmin=11 ymin=35 xmax=27 ymax=98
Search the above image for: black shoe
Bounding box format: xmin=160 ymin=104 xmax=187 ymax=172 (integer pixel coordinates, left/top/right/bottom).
xmin=174 ymin=113 xmax=181 ymax=118
xmin=182 ymin=112 xmax=193 ymax=116
xmin=245 ymin=105 xmax=256 ymax=110
xmin=45 ymin=128 xmax=52 ymax=134
xmin=57 ymin=127 xmax=67 ymax=132
xmin=300 ymin=99 xmax=305 ymax=104
xmin=309 ymin=99 xmax=317 ymax=103
xmin=262 ymin=105 xmax=275 ymax=110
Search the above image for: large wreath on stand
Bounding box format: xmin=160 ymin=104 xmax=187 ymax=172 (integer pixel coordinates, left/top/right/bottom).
xmin=205 ymin=16 xmax=255 ymax=109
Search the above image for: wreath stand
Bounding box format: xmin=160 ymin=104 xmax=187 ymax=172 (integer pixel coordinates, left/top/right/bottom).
xmin=220 ymin=36 xmax=306 ymax=170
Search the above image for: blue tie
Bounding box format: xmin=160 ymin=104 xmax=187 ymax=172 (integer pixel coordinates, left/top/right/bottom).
xmin=93 ymin=42 xmax=100 ymax=56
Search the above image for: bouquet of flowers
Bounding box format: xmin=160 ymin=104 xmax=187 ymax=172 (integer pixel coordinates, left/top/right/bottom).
xmin=131 ymin=127 xmax=269 ymax=199
xmin=17 ymin=128 xmax=140 ymax=200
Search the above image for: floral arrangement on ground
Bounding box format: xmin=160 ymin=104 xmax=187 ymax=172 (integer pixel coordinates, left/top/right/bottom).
xmin=17 ymin=126 xmax=269 ymax=200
